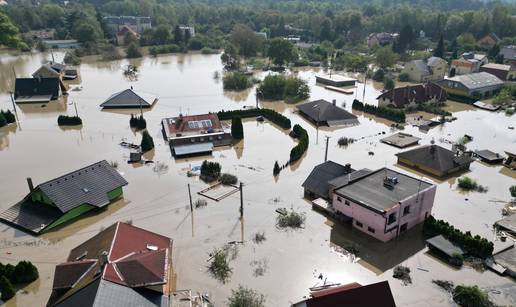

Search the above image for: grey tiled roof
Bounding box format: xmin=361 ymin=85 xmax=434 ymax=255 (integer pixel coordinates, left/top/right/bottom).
xmin=0 ymin=197 xmax=62 ymax=234
xmin=100 ymin=89 xmax=157 ymax=108
xmin=38 ymin=160 xmax=128 ymax=212
xmin=302 ymin=161 xmax=354 ymax=199
xmin=297 ymin=100 xmax=357 ymax=123
xmin=396 ymin=145 xmax=473 ymax=174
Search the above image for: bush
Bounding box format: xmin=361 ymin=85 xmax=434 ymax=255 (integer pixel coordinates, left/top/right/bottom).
xmin=223 ymin=72 xmax=251 ymax=90
xmin=252 ymin=232 xmax=266 ymax=244
xmin=372 ymin=69 xmax=385 ymax=81
xmin=352 ymin=99 xmax=405 ymax=123
xmin=231 ymin=116 xmax=244 ymax=139
xmin=338 ymin=137 xmax=354 ymax=146
xmin=220 ymin=173 xmax=238 ymax=185
xmin=188 ymin=37 xmax=204 ymax=50
xmin=209 ymin=248 xmax=232 ymax=283
xmin=276 ymin=209 xmax=305 ymax=229
xmin=0 ymin=276 xmax=15 ymax=301
xmin=201 ymin=160 xmax=221 ymax=181
xmin=130 ymin=114 xmax=146 ymax=130
xmin=140 ymin=130 xmax=154 ymax=152
xmin=64 ymin=50 xmax=81 ymax=65
xmin=149 ymin=44 xmax=182 ymax=56
xmin=398 ymin=72 xmax=409 ymax=82
xmin=289 ymin=124 xmax=309 ymax=163
xmin=423 ymin=216 xmax=494 ymax=258
xmin=0 ymin=113 xmax=6 ymax=127
xmin=450 ymin=253 xmax=464 ymax=267
xmin=126 ymin=42 xmax=142 ymax=58
xmin=227 ymin=285 xmax=266 ymax=307
xmin=57 ymin=115 xmax=82 ymax=126
xmin=453 ymin=285 xmax=491 ymax=307
xmin=510 ymin=185 xmax=516 ymax=198
xmin=1 ymin=110 xmax=15 ymax=124
xmin=218 ymin=109 xmax=291 ymax=129
xmin=393 ymin=265 xmax=411 ymax=285
xmin=273 ymin=161 xmax=280 ymax=176
xmin=201 ymin=47 xmax=218 ymax=54
xmin=384 ymin=77 xmax=395 ymax=90
xmin=457 ymin=177 xmax=487 ymax=193
xmin=13 ymin=261 xmax=38 ymax=284
xmin=257 ymin=75 xmax=309 ymax=103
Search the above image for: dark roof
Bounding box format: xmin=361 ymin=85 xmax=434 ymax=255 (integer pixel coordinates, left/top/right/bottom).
xmin=100 ymin=89 xmax=157 ymax=108
xmin=14 ymin=77 xmax=60 ymax=100
xmin=327 ymin=168 xmax=373 ymax=189
xmin=475 ymin=149 xmax=504 ymax=162
xmin=334 ymin=168 xmax=433 ymax=213
xmin=49 ymin=61 xmax=66 ymax=73
xmin=500 ymin=45 xmax=516 ymax=61
xmin=381 ymin=133 xmax=421 ymax=148
xmin=426 ymin=235 xmax=464 ymax=257
xmin=305 ymin=281 xmax=396 ymax=307
xmin=37 ymin=160 xmax=128 ymax=212
xmin=302 ymin=161 xmax=354 ymax=199
xmin=396 ymin=145 xmax=473 ymax=174
xmin=48 ymin=222 xmax=172 ymax=307
xmin=377 ymin=83 xmax=447 ymax=108
xmin=297 ymin=100 xmax=358 ymax=125
xmin=0 ymin=197 xmax=63 ymax=234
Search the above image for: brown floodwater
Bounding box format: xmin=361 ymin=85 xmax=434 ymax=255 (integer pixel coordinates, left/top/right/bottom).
xmin=0 ymin=51 xmax=515 ymax=306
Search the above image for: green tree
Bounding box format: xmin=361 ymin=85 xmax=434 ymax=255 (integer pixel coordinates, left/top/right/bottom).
xmin=13 ymin=261 xmax=39 ymax=284
xmin=221 ymin=44 xmax=240 ymax=71
xmin=173 ymin=25 xmax=183 ymax=44
xmin=433 ymin=34 xmax=444 ymax=58
xmin=140 ymin=130 xmax=154 ymax=152
xmin=126 ymin=42 xmax=142 ymax=58
xmin=74 ymin=22 xmax=100 ymax=43
xmin=152 ymin=25 xmax=171 ymax=45
xmin=223 ymin=72 xmax=250 ymax=90
xmin=510 ymin=186 xmax=516 ymax=198
xmin=0 ymin=12 xmax=27 ymax=49
xmin=395 ymin=24 xmax=414 ymax=53
xmin=273 ymin=161 xmax=280 ymax=176
xmin=267 ymin=38 xmax=295 ymax=66
xmin=0 ymin=112 xmax=6 ymax=127
xmin=374 ymin=47 xmax=398 ymax=69
xmin=488 ymin=44 xmax=500 ymax=59
xmin=230 ymin=24 xmax=262 ymax=57
xmin=453 ymin=285 xmax=491 ymax=307
xmin=384 ymin=77 xmax=395 ymax=90
xmin=231 ymin=117 xmax=244 ymax=139
xmin=227 ymin=285 xmax=265 ymax=307
xmin=0 ymin=276 xmax=15 ymax=301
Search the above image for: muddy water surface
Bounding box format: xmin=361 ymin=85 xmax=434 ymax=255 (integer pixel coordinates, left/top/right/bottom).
xmin=0 ymin=51 xmax=515 ymax=306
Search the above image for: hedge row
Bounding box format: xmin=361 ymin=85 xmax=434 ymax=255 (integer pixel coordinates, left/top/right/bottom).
xmin=447 ymin=93 xmax=477 ymax=104
xmin=289 ymin=124 xmax=309 ymax=163
xmin=57 ymin=115 xmax=82 ymax=126
xmin=423 ymin=216 xmax=494 ymax=259
xmin=218 ymin=108 xmax=291 ymax=129
xmin=352 ymin=99 xmax=405 ymax=123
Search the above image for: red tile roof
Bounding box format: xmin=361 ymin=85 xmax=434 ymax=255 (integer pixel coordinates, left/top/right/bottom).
xmin=377 ymin=83 xmax=447 ymax=108
xmin=162 ymin=113 xmax=223 ymax=137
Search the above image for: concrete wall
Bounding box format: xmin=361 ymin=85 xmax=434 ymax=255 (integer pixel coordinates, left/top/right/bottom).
xmin=332 ymin=185 xmax=436 ymax=242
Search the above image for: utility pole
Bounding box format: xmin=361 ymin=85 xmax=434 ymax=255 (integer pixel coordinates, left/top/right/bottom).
xmin=11 ymin=66 xmax=16 ymax=79
xmin=239 ymin=182 xmax=243 ymax=218
xmin=362 ymin=74 xmax=367 ymax=103
xmin=9 ymin=92 xmax=18 ymax=120
xmin=324 ymin=136 xmax=330 ymax=162
xmin=188 ymin=184 xmax=193 ymax=212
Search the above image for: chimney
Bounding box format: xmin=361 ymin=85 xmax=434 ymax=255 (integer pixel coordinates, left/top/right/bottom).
xmin=26 ymin=177 xmax=34 ymax=193
xmin=332 ymin=99 xmax=336 ymax=106
xmin=99 ymin=251 xmax=108 ymax=268
xmin=344 ymin=163 xmax=351 ymax=173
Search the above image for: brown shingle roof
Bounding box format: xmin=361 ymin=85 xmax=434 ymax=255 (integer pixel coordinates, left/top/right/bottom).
xmin=305 ymin=281 xmax=397 ymax=307
xmin=377 ymin=83 xmax=447 ymax=108
xmin=52 ymin=260 xmax=97 ymax=290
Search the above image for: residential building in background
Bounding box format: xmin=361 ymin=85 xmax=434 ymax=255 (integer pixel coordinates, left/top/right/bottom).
xmin=104 ymin=16 xmax=152 ymax=34
xmin=377 ymin=83 xmax=447 ymax=108
xmin=46 ymin=222 xmax=173 ymax=307
xmin=331 ymin=168 xmax=436 ymax=242
xmin=477 ymin=32 xmax=500 ymax=49
xmin=450 ymin=52 xmax=488 ymax=75
xmin=179 ymin=25 xmax=196 ymax=38
xmin=366 ymin=32 xmax=398 ymax=48
xmin=402 ymin=56 xmax=448 ymax=82
xmin=480 ymin=63 xmax=516 ymax=81
xmin=500 ymin=45 xmax=516 ymax=65
xmin=437 ymin=72 xmax=504 ymax=99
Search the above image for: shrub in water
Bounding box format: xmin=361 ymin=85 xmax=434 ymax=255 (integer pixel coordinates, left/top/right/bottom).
xmin=220 ymin=173 xmax=238 ymax=185
xmin=140 ymin=130 xmax=154 ymax=152
xmin=57 ymin=115 xmax=82 ymax=126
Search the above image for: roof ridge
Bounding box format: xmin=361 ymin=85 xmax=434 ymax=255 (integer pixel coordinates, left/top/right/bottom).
xmin=37 ymin=160 xmax=110 ymax=187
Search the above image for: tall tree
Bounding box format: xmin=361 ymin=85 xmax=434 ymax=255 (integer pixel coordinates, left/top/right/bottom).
xmin=433 ymin=34 xmax=444 ymax=58
xmin=374 ymin=46 xmax=398 ymax=69
xmin=231 ymin=117 xmax=244 ymax=139
xmin=173 ymin=25 xmax=183 ymax=44
xmin=230 ymin=24 xmax=262 ymax=57
xmin=267 ymin=38 xmax=295 ymax=66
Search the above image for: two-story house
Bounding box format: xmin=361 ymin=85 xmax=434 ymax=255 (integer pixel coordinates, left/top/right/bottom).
xmin=331 ymin=168 xmax=436 ymax=242
xmin=402 ymin=57 xmax=448 ymax=82
xmin=450 ymin=52 xmax=488 ymax=75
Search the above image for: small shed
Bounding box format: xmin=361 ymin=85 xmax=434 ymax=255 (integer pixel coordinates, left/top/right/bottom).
xmin=381 ymin=133 xmax=421 ymax=148
xmin=474 ymin=150 xmax=505 ymax=164
xmin=426 ymin=235 xmax=464 ymax=257
xmin=315 ymin=74 xmax=357 ymax=87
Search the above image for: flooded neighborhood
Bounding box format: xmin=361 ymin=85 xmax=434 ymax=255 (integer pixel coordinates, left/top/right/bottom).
xmin=0 ymin=1 xmax=516 ymax=306
xmin=0 ymin=50 xmax=514 ymax=306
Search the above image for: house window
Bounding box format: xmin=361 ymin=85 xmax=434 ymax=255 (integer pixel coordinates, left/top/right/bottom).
xmin=388 ymin=213 xmax=396 ymax=224
xmin=403 ymin=206 xmax=410 ymax=216
xmin=355 ymin=221 xmax=363 ymax=227
xmin=337 ymin=197 xmax=342 ymax=202
xmin=345 ymin=200 xmax=350 ymax=206
xmin=368 ymin=227 xmax=375 ymax=233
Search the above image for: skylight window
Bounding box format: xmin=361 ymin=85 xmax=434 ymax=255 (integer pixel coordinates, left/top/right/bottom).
xmin=82 ymin=188 xmax=89 ymax=193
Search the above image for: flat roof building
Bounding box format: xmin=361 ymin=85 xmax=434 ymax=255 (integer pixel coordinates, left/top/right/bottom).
xmin=381 ymin=132 xmax=421 ymax=148
xmin=297 ymin=99 xmax=359 ymax=127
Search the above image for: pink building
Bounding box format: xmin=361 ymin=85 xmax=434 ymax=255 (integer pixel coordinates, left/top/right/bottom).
xmin=331 ymin=168 xmax=436 ymax=242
